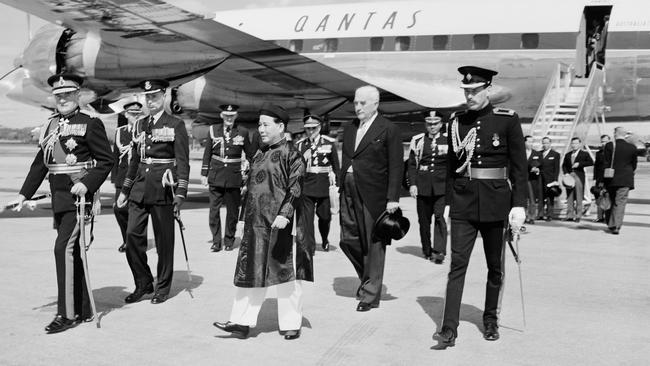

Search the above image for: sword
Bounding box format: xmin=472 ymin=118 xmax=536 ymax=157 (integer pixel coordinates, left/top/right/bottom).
xmin=505 ymin=223 xmax=526 ymax=329
xmin=162 ymin=169 xmax=193 ymax=288
xmin=1 ymin=193 xmax=51 ymax=213
xmin=76 ymin=196 xmax=100 ymax=328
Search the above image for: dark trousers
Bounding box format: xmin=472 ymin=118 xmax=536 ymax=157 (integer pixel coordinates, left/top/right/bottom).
xmin=539 ymin=190 xmax=556 ymax=219
xmin=53 ymin=210 xmax=90 ymax=319
xmin=606 ymin=187 xmax=629 ymax=230
xmin=565 ymin=176 xmax=584 ymax=219
xmin=126 ymin=201 xmax=175 ymax=295
xmin=113 ymin=188 xmax=128 ymax=244
xmin=340 ymin=173 xmax=387 ymax=306
xmin=302 ymin=195 xmax=331 ymax=249
xmin=442 ymin=219 xmax=505 ymax=333
xmin=416 ymin=194 xmax=447 ymax=256
xmin=208 ymin=186 xmax=241 ymax=248
xmin=526 ymin=179 xmax=541 ymax=220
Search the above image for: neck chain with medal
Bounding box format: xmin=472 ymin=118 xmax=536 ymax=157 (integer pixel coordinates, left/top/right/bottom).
xmin=451 ymin=118 xmax=477 ymax=173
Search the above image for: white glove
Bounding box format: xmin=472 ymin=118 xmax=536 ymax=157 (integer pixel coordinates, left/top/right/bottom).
xmin=70 ymin=182 xmax=88 ymax=196
xmin=328 ymin=171 xmax=336 ymax=186
xmin=271 ymin=215 xmax=290 ymax=229
xmin=116 ymin=193 xmax=128 ymax=208
xmin=5 ymin=195 xmax=26 ymax=212
xmin=508 ymin=207 xmax=526 ymax=230
xmin=443 ymin=205 xmax=450 ymax=219
xmin=409 ymin=186 xmax=418 ymax=198
xmin=200 ymin=176 xmax=208 ymax=187
xmin=386 ymin=201 xmax=399 ymax=213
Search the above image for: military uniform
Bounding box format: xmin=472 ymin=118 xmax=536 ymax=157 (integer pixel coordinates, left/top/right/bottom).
xmin=18 ymin=74 xmax=113 ymax=330
xmin=407 ymin=128 xmax=448 ymax=260
xmin=439 ymin=66 xmax=527 ymax=344
xmin=201 ymin=118 xmax=254 ymax=250
xmin=121 ymin=80 xmax=190 ymax=302
xmin=295 ymin=118 xmax=340 ymax=252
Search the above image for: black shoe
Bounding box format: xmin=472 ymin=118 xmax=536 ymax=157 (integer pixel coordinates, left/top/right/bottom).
xmin=45 ymin=315 xmax=78 ymax=334
xmin=124 ymin=284 xmax=154 ymax=303
xmin=593 ymin=218 xmax=605 ymax=223
xmin=211 ymin=243 xmax=222 ymax=252
xmin=545 ymin=217 xmax=552 ymax=222
xmin=356 ymin=301 xmax=379 ymax=312
xmin=322 ymin=242 xmax=330 ymax=252
xmin=225 ymin=245 xmax=234 ymax=251
xmin=434 ymin=326 xmax=456 ymax=346
xmin=118 ymin=243 xmax=126 ymax=253
xmin=151 ymin=293 xmax=168 ymax=304
xmin=563 ymin=218 xmax=574 ymax=222
xmin=283 ymin=329 xmax=301 ymax=340
xmin=213 ymin=321 xmax=250 ymax=338
xmin=424 ymin=254 xmax=432 ymax=260
xmin=575 ymin=217 xmax=581 ymax=223
xmin=431 ymin=252 xmax=445 ymax=264
xmin=611 ymin=228 xmax=620 ymax=235
xmin=483 ymin=323 xmax=500 ymax=341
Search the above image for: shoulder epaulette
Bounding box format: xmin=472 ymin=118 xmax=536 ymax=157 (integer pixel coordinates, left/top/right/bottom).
xmin=295 ymin=137 xmax=307 ymax=145
xmin=411 ymin=132 xmax=425 ymax=142
xmin=450 ymin=110 xmax=467 ymax=119
xmin=321 ymin=135 xmax=336 ymax=142
xmin=493 ymin=107 xmax=516 ymax=116
xmin=79 ymin=109 xmax=93 ymax=117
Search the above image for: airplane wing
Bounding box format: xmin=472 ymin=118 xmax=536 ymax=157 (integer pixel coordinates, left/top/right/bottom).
xmin=0 ymin=0 xmax=425 ymax=119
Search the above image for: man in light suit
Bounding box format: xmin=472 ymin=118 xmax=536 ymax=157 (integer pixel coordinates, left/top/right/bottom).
xmin=339 ymin=85 xmax=403 ymax=312
xmin=562 ymin=137 xmax=594 ymax=222
xmin=603 ymin=127 xmax=637 ymax=234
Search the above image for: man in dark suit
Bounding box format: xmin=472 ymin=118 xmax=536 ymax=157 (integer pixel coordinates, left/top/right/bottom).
xmin=592 ymin=134 xmax=611 ymax=222
xmin=407 ymin=111 xmax=448 ymax=263
xmin=116 ymin=79 xmax=190 ymax=305
xmin=562 ymin=137 xmax=594 ymax=222
xmin=524 ymin=135 xmax=542 ymax=224
xmin=7 ymin=74 xmax=114 ymax=333
xmin=436 ymin=66 xmax=527 ymax=346
xmin=339 ymin=85 xmax=403 ymax=312
xmin=603 ymin=127 xmax=637 ymax=234
xmin=200 ymin=104 xmax=255 ymax=252
xmin=538 ymin=136 xmax=561 ymax=221
xmin=112 ymin=97 xmax=143 ymax=252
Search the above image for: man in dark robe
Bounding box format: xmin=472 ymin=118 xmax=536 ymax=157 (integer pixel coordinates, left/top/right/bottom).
xmin=213 ymin=103 xmax=308 ymax=340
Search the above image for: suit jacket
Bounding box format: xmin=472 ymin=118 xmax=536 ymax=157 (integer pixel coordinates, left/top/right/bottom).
xmin=407 ymin=131 xmax=448 ymax=196
xmin=201 ymin=124 xmax=254 ymax=188
xmin=340 ymin=114 xmax=403 ymax=220
xmin=593 ymin=148 xmax=606 ymax=183
xmin=527 ymin=149 xmax=542 ymax=182
xmin=539 ymin=149 xmax=561 ymax=185
xmin=603 ymin=139 xmax=637 ymax=189
xmin=562 ymin=149 xmax=594 ymax=185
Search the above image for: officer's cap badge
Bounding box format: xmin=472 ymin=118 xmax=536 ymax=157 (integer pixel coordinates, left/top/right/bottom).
xmin=144 ymin=81 xmax=151 ymax=90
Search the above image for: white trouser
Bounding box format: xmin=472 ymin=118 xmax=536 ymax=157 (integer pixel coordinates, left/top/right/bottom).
xmin=228 ymin=280 xmax=304 ymax=330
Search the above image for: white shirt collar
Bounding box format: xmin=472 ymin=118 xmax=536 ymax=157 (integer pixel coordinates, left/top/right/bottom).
xmin=151 ymin=110 xmax=164 ymax=124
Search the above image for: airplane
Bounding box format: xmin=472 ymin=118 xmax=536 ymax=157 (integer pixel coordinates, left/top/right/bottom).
xmin=0 ymin=0 xmax=649 ymax=145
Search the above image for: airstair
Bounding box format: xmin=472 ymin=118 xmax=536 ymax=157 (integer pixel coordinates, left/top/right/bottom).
xmin=529 ymin=63 xmax=607 ymax=155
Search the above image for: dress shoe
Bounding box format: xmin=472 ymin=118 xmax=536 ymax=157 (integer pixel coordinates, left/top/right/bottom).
xmin=575 ymin=217 xmax=581 ymax=223
xmin=76 ymin=315 xmax=94 ymax=323
xmin=124 ymin=284 xmax=154 ymax=303
xmin=545 ymin=217 xmax=552 ymax=222
xmin=435 ymin=326 xmax=456 ymax=347
xmin=210 ymin=243 xmax=222 ymax=252
xmin=118 ymin=243 xmax=126 ymax=253
xmin=610 ymin=228 xmax=620 ymax=235
xmin=483 ymin=323 xmax=500 ymax=341
xmin=213 ymin=321 xmax=250 ymax=338
xmin=283 ymin=329 xmax=301 ymax=340
xmin=151 ymin=293 xmax=168 ymax=304
xmin=225 ymin=245 xmax=234 ymax=251
xmin=322 ymin=241 xmax=330 ymax=252
xmin=563 ymin=217 xmax=574 ymax=222
xmin=431 ymin=252 xmax=445 ymax=264
xmin=593 ymin=218 xmax=605 ymax=223
xmin=45 ymin=315 xmax=78 ymax=334
xmin=356 ymin=301 xmax=379 ymax=312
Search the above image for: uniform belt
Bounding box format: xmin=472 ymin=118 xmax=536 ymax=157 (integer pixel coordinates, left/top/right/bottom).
xmin=419 ymin=165 xmax=434 ymax=171
xmin=462 ymin=167 xmax=507 ymax=179
xmin=48 ymin=161 xmax=95 ymax=174
xmin=306 ymin=166 xmax=332 ymax=174
xmin=212 ymin=156 xmax=242 ymax=163
xmin=140 ymin=157 xmax=176 ymax=165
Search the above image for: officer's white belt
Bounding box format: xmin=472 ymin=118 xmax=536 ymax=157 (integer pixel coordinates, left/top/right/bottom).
xmin=48 ymin=161 xmax=95 ymax=175
xmin=462 ymin=167 xmax=507 ymax=179
xmin=212 ymin=156 xmax=242 ymax=163
xmin=140 ymin=157 xmax=176 ymax=165
xmin=419 ymin=165 xmax=435 ymax=171
xmin=306 ymin=166 xmax=332 ymax=174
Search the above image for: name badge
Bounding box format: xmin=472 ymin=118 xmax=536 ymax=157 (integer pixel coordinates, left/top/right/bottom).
xmin=151 ymin=127 xmax=175 ymax=142
xmin=60 ymin=124 xmax=87 ymax=137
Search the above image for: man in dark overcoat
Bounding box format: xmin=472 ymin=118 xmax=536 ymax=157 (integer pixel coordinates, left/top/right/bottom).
xmin=603 ymin=127 xmax=637 ymax=234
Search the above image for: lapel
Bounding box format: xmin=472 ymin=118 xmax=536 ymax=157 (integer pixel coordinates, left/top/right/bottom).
xmin=354 ymin=116 xmax=385 ymax=157
xmin=344 ymin=122 xmax=358 ymax=157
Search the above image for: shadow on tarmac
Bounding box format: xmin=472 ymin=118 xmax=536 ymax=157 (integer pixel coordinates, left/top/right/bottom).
xmin=395 ymin=245 xmax=425 ymax=259
xmin=416 ymin=296 xmax=484 ymax=350
xmin=332 ymin=277 xmax=397 ymax=301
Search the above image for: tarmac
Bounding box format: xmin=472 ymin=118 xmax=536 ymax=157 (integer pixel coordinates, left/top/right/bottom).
xmin=0 ymin=143 xmax=648 ymax=366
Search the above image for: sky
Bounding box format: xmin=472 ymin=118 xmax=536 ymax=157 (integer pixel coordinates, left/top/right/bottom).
xmin=0 ymin=0 xmax=417 ymax=128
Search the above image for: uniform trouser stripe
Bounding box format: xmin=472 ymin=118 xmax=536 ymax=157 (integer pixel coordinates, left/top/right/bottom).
xmin=54 ymin=211 xmax=88 ymax=319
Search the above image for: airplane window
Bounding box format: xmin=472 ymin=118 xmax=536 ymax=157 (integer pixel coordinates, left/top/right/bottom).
xmin=433 ymin=35 xmax=449 ymax=50
xmin=395 ymin=36 xmax=411 ymax=51
xmin=325 ymin=38 xmax=338 ymax=52
xmin=521 ymin=33 xmax=539 ymax=49
xmin=370 ymin=37 xmax=384 ymax=51
xmin=289 ymin=39 xmax=303 ymax=53
xmin=473 ymin=34 xmax=489 ymax=50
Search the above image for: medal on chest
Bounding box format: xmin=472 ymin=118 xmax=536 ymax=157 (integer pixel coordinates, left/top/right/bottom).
xmin=65 ymin=137 xmax=77 ymax=151
xmin=492 ymin=133 xmax=500 ymax=147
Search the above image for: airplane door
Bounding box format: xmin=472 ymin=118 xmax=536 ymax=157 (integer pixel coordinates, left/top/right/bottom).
xmin=578 ymin=5 xmax=613 ymax=77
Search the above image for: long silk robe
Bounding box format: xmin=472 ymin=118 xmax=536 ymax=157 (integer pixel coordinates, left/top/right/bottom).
xmin=234 ymin=139 xmax=312 ymax=287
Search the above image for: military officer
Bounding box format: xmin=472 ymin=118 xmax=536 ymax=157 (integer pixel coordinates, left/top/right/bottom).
xmin=116 ymin=79 xmax=190 ymax=304
xmin=435 ymin=66 xmax=527 ymax=346
xmin=200 ymin=104 xmax=255 ymax=251
xmin=7 ymin=74 xmax=114 ymax=333
xmin=295 ymin=115 xmax=340 ymax=252
xmin=407 ymin=111 xmax=448 ymax=263
xmin=112 ymin=96 xmax=143 ymax=253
